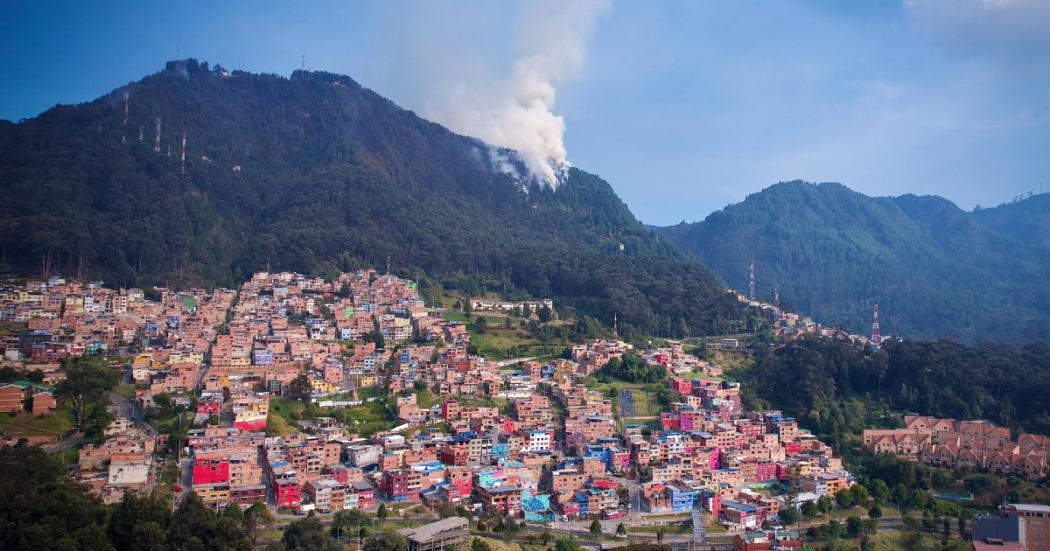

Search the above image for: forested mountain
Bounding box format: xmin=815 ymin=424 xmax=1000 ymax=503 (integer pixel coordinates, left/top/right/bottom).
xmin=0 ymin=59 xmax=742 ymax=337
xmin=658 ymin=181 xmax=1050 ymax=343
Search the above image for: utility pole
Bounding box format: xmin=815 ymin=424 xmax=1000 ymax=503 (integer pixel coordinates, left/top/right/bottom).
xmin=871 ymin=303 xmax=881 ymax=348
xmin=748 ymin=257 xmax=756 ymax=301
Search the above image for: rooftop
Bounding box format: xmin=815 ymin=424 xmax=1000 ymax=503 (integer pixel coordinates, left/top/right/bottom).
xmin=397 ymin=517 xmax=468 ymax=543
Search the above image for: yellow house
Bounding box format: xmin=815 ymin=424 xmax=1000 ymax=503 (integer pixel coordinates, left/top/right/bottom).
xmin=194 ymin=484 xmax=230 ymax=509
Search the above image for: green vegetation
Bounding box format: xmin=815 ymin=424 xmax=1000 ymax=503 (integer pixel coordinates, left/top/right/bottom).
xmin=0 ymin=60 xmax=744 ymax=340
xmin=745 ymin=336 xmax=1050 ymax=437
xmin=594 ymin=354 xmax=667 ymax=384
xmin=269 ymin=396 xmax=397 ymax=436
xmin=0 ymin=408 xmax=74 ymax=436
xmin=0 ymin=446 xmax=257 ymax=550
xmin=659 ymin=180 xmax=1050 ymax=342
xmin=55 ymin=355 xmax=121 ymax=432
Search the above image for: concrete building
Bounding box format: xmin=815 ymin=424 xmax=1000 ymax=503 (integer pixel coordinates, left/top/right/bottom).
xmin=398 ymin=517 xmax=469 ymax=551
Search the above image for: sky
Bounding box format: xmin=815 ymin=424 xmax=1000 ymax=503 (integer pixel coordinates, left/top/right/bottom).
xmin=2 ymin=0 xmax=1048 ymax=224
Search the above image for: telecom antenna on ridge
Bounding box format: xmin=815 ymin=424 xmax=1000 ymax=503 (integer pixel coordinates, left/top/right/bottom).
xmin=748 ymin=257 xmax=756 ymax=301
xmin=180 ymin=132 xmax=187 ymax=175
xmin=122 ymin=92 xmax=129 ymax=142
xmin=871 ymin=303 xmax=882 ymax=348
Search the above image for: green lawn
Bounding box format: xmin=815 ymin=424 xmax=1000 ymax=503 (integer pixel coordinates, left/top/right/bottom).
xmin=270 ymin=396 xmax=398 ymax=436
xmin=0 ymin=409 xmax=74 ymax=436
xmin=630 ymin=523 xmax=691 ymax=534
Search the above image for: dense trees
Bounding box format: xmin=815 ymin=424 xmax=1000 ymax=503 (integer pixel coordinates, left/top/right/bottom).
xmin=747 ymin=336 xmax=1050 ymax=436
xmin=594 ymin=354 xmax=667 ymax=384
xmin=0 ymin=446 xmax=256 ymax=550
xmin=275 ymin=512 xmax=341 ymax=551
xmin=55 ymin=356 xmax=121 ymax=431
xmin=0 ymin=60 xmax=743 ymax=339
xmin=660 ymin=180 xmax=1050 ymax=343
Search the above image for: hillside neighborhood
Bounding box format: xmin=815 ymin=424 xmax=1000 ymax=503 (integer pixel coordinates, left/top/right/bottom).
xmin=2 ymin=271 xmax=1047 ymax=550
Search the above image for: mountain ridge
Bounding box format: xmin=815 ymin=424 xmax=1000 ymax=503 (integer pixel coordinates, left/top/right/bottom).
xmin=657 ymin=180 xmax=1050 ymax=343
xmin=0 ymin=59 xmax=743 ymax=338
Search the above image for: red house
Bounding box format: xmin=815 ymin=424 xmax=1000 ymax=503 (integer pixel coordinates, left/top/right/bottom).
xmin=274 ymin=479 xmax=302 ymax=508
xmin=193 ymin=459 xmax=230 ymax=485
xmin=661 ymin=412 xmax=681 ymax=431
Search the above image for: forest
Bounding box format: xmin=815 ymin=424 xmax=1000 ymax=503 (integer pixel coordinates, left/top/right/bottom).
xmin=659 ymin=180 xmax=1050 ymax=343
xmin=743 ymin=336 xmax=1050 ymax=440
xmin=0 ymin=59 xmax=743 ymax=338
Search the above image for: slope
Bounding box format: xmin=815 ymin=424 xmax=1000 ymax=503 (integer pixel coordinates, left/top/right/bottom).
xmin=658 ymin=181 xmax=1050 ymax=342
xmin=0 ymin=59 xmax=742 ymax=338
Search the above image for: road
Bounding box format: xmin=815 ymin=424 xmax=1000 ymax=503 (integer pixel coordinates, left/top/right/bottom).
xmin=493 ymin=356 xmax=538 ymax=368
xmin=108 ymin=390 xmax=158 ymax=436
xmin=43 ymin=432 xmax=84 ymax=453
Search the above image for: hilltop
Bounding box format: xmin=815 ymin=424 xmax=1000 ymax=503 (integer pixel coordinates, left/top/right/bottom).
xmin=0 ymin=59 xmax=741 ymax=338
xmin=657 ymin=181 xmax=1050 ymax=342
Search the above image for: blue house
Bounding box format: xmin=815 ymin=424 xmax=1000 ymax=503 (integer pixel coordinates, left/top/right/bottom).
xmin=667 ymin=482 xmax=698 ymax=512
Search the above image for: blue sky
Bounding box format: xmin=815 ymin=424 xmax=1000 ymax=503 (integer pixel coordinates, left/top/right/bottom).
xmin=2 ymin=0 xmax=1048 ymax=224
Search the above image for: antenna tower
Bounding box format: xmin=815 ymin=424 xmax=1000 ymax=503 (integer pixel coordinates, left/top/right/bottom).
xmin=180 ymin=132 xmax=187 ymax=174
xmin=774 ymin=286 xmax=780 ymax=307
xmin=871 ymin=303 xmax=882 ymax=347
xmin=154 ymin=117 xmax=161 ymax=152
xmin=122 ymin=92 xmax=129 ymax=142
xmin=748 ymin=257 xmax=756 ymax=301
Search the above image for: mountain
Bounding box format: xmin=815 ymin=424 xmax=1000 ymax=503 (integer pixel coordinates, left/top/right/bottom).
xmin=0 ymin=59 xmax=742 ymax=338
xmin=657 ymin=180 xmax=1050 ymax=343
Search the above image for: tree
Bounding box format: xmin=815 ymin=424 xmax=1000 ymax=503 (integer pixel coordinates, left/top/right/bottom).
xmin=846 ymin=516 xmax=864 ymax=537
xmin=835 ymin=488 xmax=855 ymax=509
xmin=817 ymin=495 xmax=834 ymax=515
xmin=851 ymin=483 xmax=870 ymax=505
xmin=287 ymin=373 xmax=312 ymax=403
xmin=107 ymin=492 xmax=172 ymax=550
xmin=167 ymin=492 xmax=252 ymax=550
xmin=377 ymin=503 xmax=389 ymax=519
xmin=801 ymin=500 xmax=818 ymax=519
xmin=283 ymin=513 xmax=341 ymax=551
xmin=656 ymin=526 xmax=666 ymax=544
xmin=245 ymin=502 xmax=275 ymax=545
xmin=869 ymin=479 xmax=890 ymax=503
xmin=363 ymin=532 xmax=408 ymax=551
xmin=555 ymin=536 xmax=582 ymax=551
xmin=83 ymin=401 xmax=115 ymax=441
xmin=56 ymin=356 xmax=120 ymax=428
xmin=589 ymin=518 xmax=602 ymax=537
xmin=868 ymin=504 xmax=882 ymax=521
xmin=538 ymin=305 xmax=553 ymax=323
xmin=331 ymin=509 xmax=370 ymax=540
xmin=779 ymin=507 xmax=800 ymax=525
xmin=616 ymin=523 xmax=627 ymax=537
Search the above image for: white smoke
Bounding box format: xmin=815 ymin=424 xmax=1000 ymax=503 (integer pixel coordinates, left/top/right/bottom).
xmin=426 ymin=0 xmax=610 ymax=189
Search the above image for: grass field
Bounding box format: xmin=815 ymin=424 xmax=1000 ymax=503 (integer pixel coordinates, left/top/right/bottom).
xmin=0 ymin=408 xmax=74 ymax=436
xmin=442 ymin=312 xmax=571 ymax=360
xmin=270 ymin=396 xmax=398 ymax=436
xmin=806 ymin=531 xmax=971 ymax=551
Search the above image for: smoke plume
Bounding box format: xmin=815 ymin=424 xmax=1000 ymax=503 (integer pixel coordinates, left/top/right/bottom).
xmin=426 ymin=0 xmax=610 ymax=188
